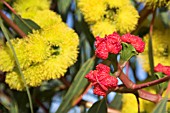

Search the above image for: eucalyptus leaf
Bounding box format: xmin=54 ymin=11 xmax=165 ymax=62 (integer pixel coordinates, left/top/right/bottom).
xmin=152 ymin=95 xmax=168 ymax=113
xmin=120 ymin=43 xmax=138 ymax=64
xmin=88 ymin=98 xmax=107 ymax=113
xmin=109 ymin=93 xmax=122 ymax=110
xmin=0 ymin=92 xmax=18 ymax=113
xmin=56 ymin=57 xmax=95 ymax=113
xmin=148 ymin=35 xmax=154 ymax=76
xmin=13 ymin=14 xmax=40 ymax=35
xmin=57 ymin=0 xmax=72 ymax=14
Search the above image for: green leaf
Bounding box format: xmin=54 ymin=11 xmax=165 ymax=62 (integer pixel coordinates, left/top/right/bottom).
xmin=120 ymin=43 xmax=138 ymax=64
xmin=57 ymin=0 xmax=72 ymax=14
xmin=159 ymin=8 xmax=169 ymax=28
xmin=0 ymin=18 xmax=33 ymax=113
xmin=0 ymin=92 xmax=18 ymax=113
xmin=13 ymin=14 xmax=40 ymax=35
xmin=88 ymin=98 xmax=107 ymax=113
xmin=109 ymin=93 xmax=122 ymax=110
xmin=56 ymin=57 xmax=95 ymax=113
xmin=152 ymin=96 xmax=168 ymax=113
xmin=148 ymin=35 xmax=154 ymax=76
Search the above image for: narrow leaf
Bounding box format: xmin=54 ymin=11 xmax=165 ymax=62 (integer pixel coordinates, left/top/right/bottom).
xmin=0 ymin=18 xmax=34 ymax=113
xmin=120 ymin=43 xmax=138 ymax=64
xmin=88 ymin=98 xmax=107 ymax=113
xmin=57 ymin=0 xmax=72 ymax=14
xmin=152 ymin=96 xmax=168 ymax=113
xmin=109 ymin=93 xmax=122 ymax=110
xmin=148 ymin=34 xmax=154 ymax=76
xmin=56 ymin=57 xmax=95 ymax=113
xmin=13 ymin=14 xmax=40 ymax=35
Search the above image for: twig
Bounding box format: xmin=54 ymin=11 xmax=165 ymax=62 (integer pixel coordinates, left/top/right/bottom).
xmin=135 ymin=95 xmax=140 ymax=113
xmin=0 ymin=0 xmax=16 ymax=14
xmin=35 ymin=98 xmax=49 ymax=113
xmin=117 ymin=69 xmax=170 ymax=90
xmin=138 ymin=6 xmax=153 ymax=26
xmin=0 ymin=10 xmax=26 ymax=37
xmin=72 ymin=83 xmax=92 ymax=105
xmin=59 ymin=77 xmax=71 ymax=87
xmin=138 ymin=89 xmax=161 ymax=103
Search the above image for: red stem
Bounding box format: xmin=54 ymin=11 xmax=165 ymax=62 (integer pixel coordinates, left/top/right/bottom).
xmin=118 ymin=69 xmax=170 ymax=90
xmin=0 ymin=10 xmax=26 ymax=37
xmin=0 ymin=0 xmax=16 ymax=14
xmin=35 ymin=98 xmax=49 ymax=113
xmin=138 ymin=89 xmax=161 ymax=103
xmin=138 ymin=6 xmax=153 ymax=26
xmin=72 ymin=83 xmax=92 ymax=105
xmin=134 ymin=76 xmax=170 ymax=90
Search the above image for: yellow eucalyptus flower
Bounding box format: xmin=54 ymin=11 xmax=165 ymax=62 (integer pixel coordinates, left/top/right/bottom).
xmin=115 ymin=6 xmax=139 ymax=34
xmin=138 ymin=0 xmax=170 ymax=7
xmin=138 ymin=29 xmax=170 ymax=72
xmin=5 ymin=70 xmax=24 ymax=91
xmin=105 ymin=0 xmax=131 ymax=8
xmin=25 ymin=31 xmax=51 ymax=63
xmin=78 ymin=0 xmax=139 ymax=36
xmin=14 ymin=0 xmax=62 ymax=28
xmin=13 ymin=0 xmax=50 ymax=14
xmin=2 ymin=22 xmax=79 ymax=90
xmin=91 ymin=20 xmax=117 ymax=37
xmin=1 ymin=0 xmax=80 ymax=90
xmin=78 ymin=0 xmax=106 ymax=23
xmin=17 ymin=10 xmax=62 ymax=28
xmin=0 ymin=45 xmax=14 ymax=71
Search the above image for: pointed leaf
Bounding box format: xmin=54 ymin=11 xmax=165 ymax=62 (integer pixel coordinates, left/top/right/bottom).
xmin=152 ymin=96 xmax=168 ymax=113
xmin=13 ymin=14 xmax=40 ymax=35
xmin=120 ymin=43 xmax=138 ymax=64
xmin=56 ymin=57 xmax=95 ymax=113
xmin=148 ymin=35 xmax=154 ymax=75
xmin=109 ymin=93 xmax=122 ymax=110
xmin=88 ymin=98 xmax=107 ymax=113
xmin=57 ymin=0 xmax=72 ymax=14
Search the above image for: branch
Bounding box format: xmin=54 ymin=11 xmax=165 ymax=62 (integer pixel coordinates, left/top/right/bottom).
xmin=0 ymin=10 xmax=26 ymax=37
xmin=112 ymin=86 xmax=162 ymax=103
xmin=138 ymin=89 xmax=161 ymax=103
xmin=134 ymin=76 xmax=170 ymax=90
xmin=0 ymin=0 xmax=16 ymax=14
xmin=72 ymin=83 xmax=92 ymax=106
xmin=138 ymin=6 xmax=153 ymax=26
xmin=117 ymin=67 xmax=170 ymax=90
xmin=35 ymin=98 xmax=49 ymax=113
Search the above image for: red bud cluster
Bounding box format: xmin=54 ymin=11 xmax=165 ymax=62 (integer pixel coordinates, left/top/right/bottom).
xmin=85 ymin=64 xmax=118 ymax=96
xmin=154 ymin=63 xmax=170 ymax=76
xmin=121 ymin=33 xmax=145 ymax=53
xmin=95 ymin=32 xmax=145 ymax=59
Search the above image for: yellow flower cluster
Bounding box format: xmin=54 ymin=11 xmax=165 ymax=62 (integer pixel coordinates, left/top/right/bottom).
xmin=138 ymin=29 xmax=170 ymax=72
xmin=78 ymin=0 xmax=139 ymax=37
xmin=0 ymin=0 xmax=79 ymax=90
xmin=14 ymin=0 xmax=62 ymax=28
xmin=138 ymin=0 xmax=170 ymax=7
